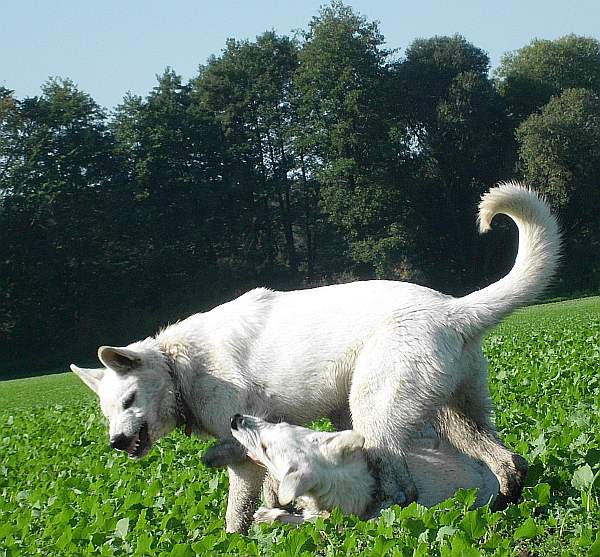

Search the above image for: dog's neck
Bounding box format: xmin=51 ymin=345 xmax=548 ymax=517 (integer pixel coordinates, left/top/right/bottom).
xmin=298 ymin=454 xmax=375 ymax=518
xmin=164 ymin=354 xmax=195 ymax=436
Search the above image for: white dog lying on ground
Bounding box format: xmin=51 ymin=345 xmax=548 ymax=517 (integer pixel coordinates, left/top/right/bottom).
xmin=71 ymin=183 xmax=560 ymax=532
xmin=231 ymin=414 xmax=499 ymax=524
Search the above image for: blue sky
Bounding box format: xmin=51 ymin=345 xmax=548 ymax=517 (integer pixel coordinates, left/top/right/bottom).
xmin=1 ymin=0 xmax=598 ymax=110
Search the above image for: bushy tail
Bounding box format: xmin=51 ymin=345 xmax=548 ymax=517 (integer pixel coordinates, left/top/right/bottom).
xmin=452 ymin=181 xmax=561 ymax=337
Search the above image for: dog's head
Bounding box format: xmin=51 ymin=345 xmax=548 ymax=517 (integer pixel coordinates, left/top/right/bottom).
xmin=71 ymin=340 xmax=180 ymax=458
xmin=230 ymin=414 xmax=365 ymax=505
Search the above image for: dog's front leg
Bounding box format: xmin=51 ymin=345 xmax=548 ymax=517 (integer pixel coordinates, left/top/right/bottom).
xmin=225 ymin=460 xmax=265 ymax=533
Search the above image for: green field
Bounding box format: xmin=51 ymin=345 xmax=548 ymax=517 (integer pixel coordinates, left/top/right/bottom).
xmin=1 ymin=298 xmax=599 ymax=556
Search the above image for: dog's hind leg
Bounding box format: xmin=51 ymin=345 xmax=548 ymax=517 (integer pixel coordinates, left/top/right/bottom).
xmin=328 ymin=407 xmax=353 ymax=431
xmin=349 ymin=321 xmax=463 ymax=515
xmin=225 ymin=461 xmax=265 ymax=533
xmin=435 ymin=349 xmax=528 ymax=510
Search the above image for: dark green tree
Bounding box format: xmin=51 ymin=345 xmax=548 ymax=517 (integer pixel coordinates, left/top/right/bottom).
xmin=517 ymin=88 xmax=600 ymax=291
xmin=293 ymin=2 xmax=405 ymax=279
xmin=111 ymin=69 xmax=231 ymax=318
xmin=496 ymin=35 xmax=600 ymax=121
xmin=192 ymin=32 xmax=300 ymax=278
xmin=392 ymin=36 xmax=514 ymax=292
xmin=0 ymin=79 xmax=118 ymax=370
xmin=396 ymin=34 xmax=490 ymax=126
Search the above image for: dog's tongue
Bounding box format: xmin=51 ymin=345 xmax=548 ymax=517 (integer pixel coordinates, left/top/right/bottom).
xmin=247 ymin=452 xmax=262 ymax=465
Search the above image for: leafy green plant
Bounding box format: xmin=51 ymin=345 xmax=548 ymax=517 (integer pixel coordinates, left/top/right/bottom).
xmin=1 ymin=297 xmax=599 ymax=555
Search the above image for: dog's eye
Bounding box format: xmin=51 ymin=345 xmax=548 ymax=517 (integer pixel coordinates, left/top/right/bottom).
xmin=123 ymin=392 xmax=136 ymax=409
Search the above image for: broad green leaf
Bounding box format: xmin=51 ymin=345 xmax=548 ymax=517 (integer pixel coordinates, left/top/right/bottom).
xmin=135 ymin=532 xmax=153 ymax=555
xmin=572 ymin=464 xmax=594 ymax=490
xmin=588 ymin=535 xmax=600 ymax=557
xmin=460 ymin=510 xmax=487 ymax=540
xmin=170 ymin=544 xmax=195 ymax=557
xmin=114 ymin=517 xmax=129 ymax=539
xmin=441 ymin=533 xmax=482 ymax=557
xmin=56 ymin=525 xmax=73 ymax=550
xmin=530 ymin=482 xmax=551 ymax=505
xmin=513 ymin=517 xmax=542 ymax=540
xmin=436 ymin=526 xmax=458 ymax=543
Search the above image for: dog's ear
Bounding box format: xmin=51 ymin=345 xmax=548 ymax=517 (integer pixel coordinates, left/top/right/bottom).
xmin=326 ymin=430 xmax=365 ymax=458
xmin=278 ymin=467 xmax=316 ymax=506
xmin=98 ymin=346 xmax=141 ymax=373
xmin=70 ymin=364 xmax=104 ymax=394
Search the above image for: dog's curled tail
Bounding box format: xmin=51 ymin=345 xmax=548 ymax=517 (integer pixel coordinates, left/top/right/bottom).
xmin=453 ymin=181 xmax=561 ymax=336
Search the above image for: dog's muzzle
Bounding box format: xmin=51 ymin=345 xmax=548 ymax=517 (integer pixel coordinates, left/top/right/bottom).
xmin=109 ymin=422 xmax=150 ymax=458
xmin=110 ymin=433 xmax=131 ymax=451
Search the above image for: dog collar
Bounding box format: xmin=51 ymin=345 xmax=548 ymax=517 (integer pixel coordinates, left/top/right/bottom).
xmin=164 ymin=356 xmax=195 ymax=437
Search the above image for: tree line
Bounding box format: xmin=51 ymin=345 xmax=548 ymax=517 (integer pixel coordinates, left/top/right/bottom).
xmin=1 ymin=3 xmax=599 ymax=376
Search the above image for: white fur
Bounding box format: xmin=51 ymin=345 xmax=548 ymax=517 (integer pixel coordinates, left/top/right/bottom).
xmin=71 ymin=182 xmax=561 ymax=532
xmin=231 ymin=415 xmax=499 ymax=523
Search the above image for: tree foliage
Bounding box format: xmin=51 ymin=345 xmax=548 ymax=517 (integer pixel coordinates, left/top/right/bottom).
xmin=194 ymin=32 xmax=300 ymax=276
xmin=0 ymin=80 xmax=118 ymax=366
xmin=391 ymin=36 xmax=514 ymax=290
xmin=517 ymin=88 xmax=600 ymax=290
xmin=496 ymin=35 xmax=600 ymax=120
xmin=293 ymin=2 xmax=403 ymax=278
xmin=1 ymin=5 xmax=598 ymax=375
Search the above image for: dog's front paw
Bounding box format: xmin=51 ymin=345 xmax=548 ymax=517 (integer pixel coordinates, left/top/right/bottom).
xmin=202 ymin=440 xmax=247 ymax=468
xmin=253 ymin=507 xmax=289 ymax=524
xmin=254 ymin=507 xmax=307 ymax=525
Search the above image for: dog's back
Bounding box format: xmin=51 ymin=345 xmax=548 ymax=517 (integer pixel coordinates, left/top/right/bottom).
xmin=407 ymin=438 xmax=499 ymax=508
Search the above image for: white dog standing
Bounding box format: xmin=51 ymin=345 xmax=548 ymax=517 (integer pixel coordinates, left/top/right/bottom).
xmin=71 ymin=183 xmax=560 ymax=532
xmin=230 ymin=414 xmax=499 ymax=524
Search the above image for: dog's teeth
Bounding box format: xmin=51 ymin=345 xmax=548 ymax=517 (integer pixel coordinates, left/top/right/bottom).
xmin=126 ymin=432 xmax=141 ymax=455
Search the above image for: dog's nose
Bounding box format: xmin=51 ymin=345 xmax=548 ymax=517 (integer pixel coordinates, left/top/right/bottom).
xmin=110 ymin=433 xmax=130 ymax=451
xmin=231 ymin=414 xmax=243 ymax=430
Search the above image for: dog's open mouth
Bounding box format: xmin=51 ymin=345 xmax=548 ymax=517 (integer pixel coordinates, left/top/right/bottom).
xmin=127 ymin=422 xmax=150 ymax=458
xmin=246 ymin=451 xmax=263 ymax=466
